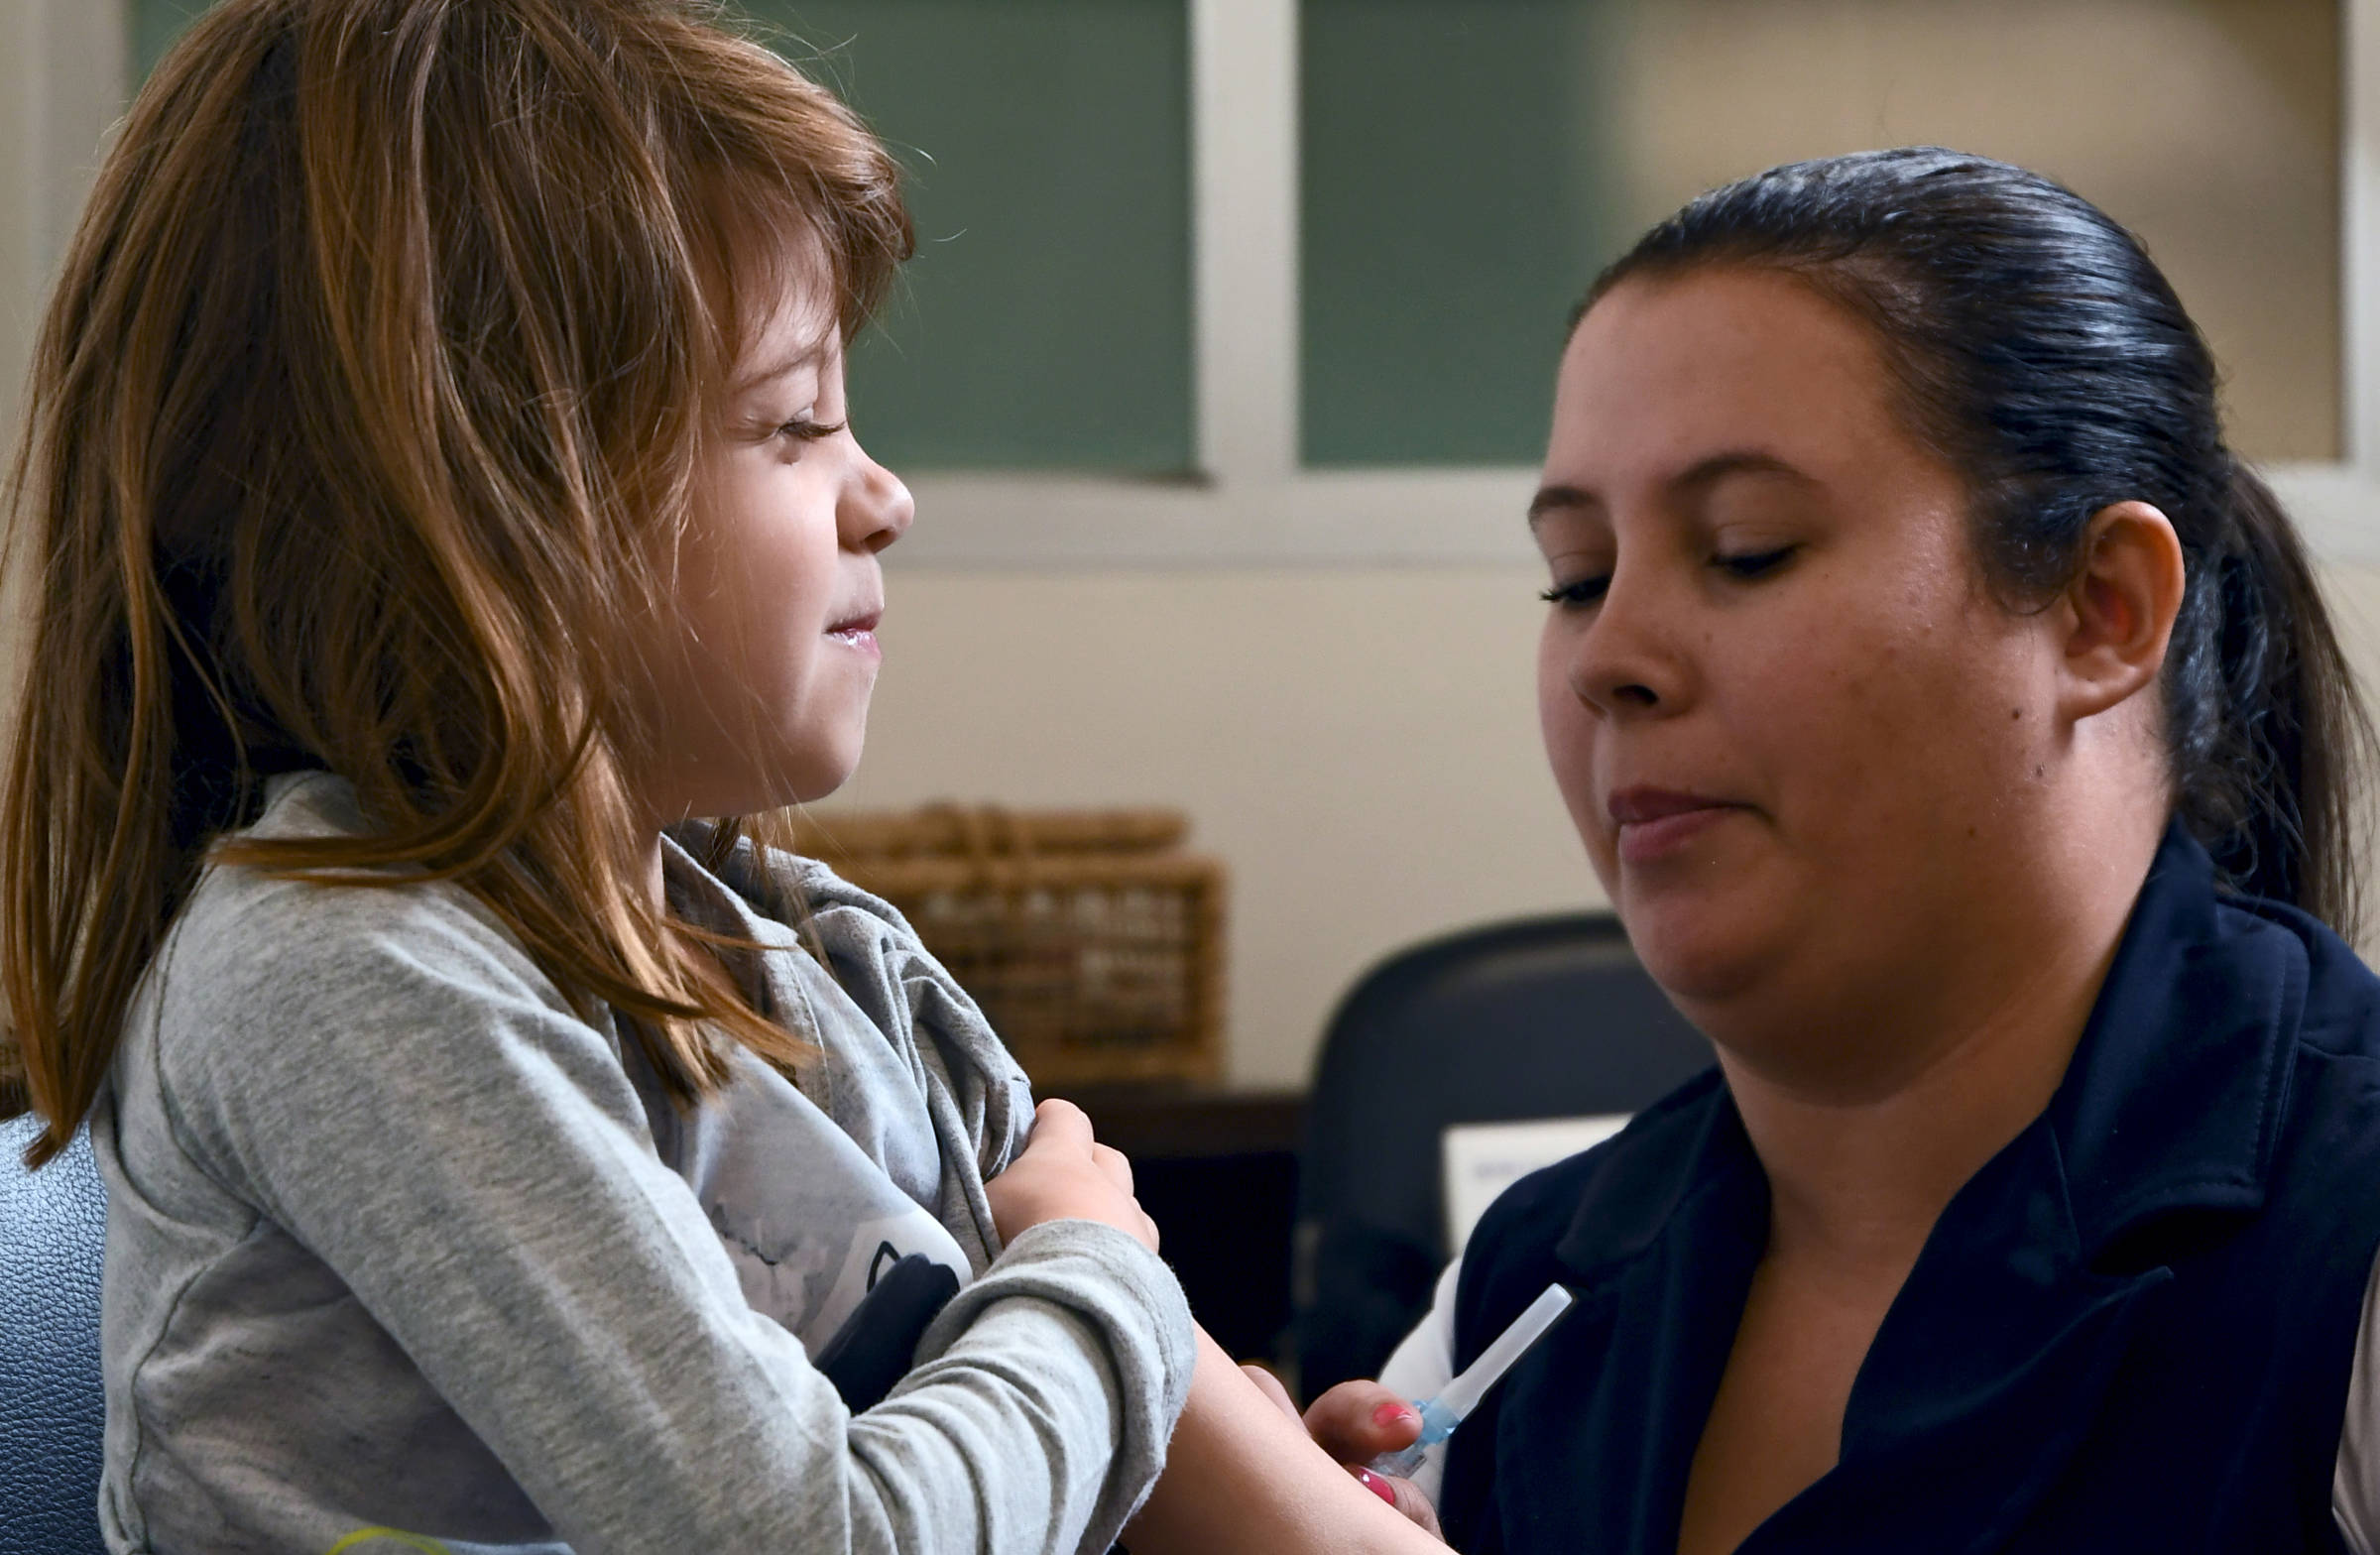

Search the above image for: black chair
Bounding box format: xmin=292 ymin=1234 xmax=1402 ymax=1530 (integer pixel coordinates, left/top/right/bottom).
xmin=1292 ymin=912 xmax=1712 ymax=1400
xmin=1 ymin=1113 xmax=110 ymax=1555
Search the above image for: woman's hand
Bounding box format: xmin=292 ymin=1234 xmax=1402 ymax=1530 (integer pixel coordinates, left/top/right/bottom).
xmin=1250 ymin=1371 xmax=1444 ymax=1538
xmin=985 ymin=1099 xmax=1159 ymax=1253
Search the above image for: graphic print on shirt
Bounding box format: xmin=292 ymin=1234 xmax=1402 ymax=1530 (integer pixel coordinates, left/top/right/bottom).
xmin=815 ymin=1213 xmax=968 ymax=1347
xmin=663 ymin=1033 xmax=974 ymax=1351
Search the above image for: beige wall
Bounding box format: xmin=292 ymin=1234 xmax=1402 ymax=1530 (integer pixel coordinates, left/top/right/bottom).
xmin=2 ymin=0 xmax=124 ymax=717
xmin=830 ymin=568 xmax=1602 ymax=1090
xmin=0 ymin=3 xmax=38 ymax=443
xmin=2 ymin=1 xmax=123 ymax=433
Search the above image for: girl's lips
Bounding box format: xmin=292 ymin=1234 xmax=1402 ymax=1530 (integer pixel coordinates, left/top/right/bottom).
xmin=825 ymin=609 xmax=882 ymax=656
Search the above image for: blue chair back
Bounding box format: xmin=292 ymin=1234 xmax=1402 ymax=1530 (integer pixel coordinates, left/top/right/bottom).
xmin=1 ymin=1113 xmax=110 ymax=1555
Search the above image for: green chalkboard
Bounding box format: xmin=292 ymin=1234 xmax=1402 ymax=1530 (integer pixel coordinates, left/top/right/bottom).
xmin=763 ymin=2 xmax=1194 ymax=472
xmin=131 ymin=0 xmax=206 ymax=78
xmin=1301 ymin=0 xmax=1624 ymax=467
xmin=128 ymin=0 xmax=1196 ymax=474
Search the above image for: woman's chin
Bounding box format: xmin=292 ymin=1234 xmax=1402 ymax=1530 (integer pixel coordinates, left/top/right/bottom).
xmin=1617 ymin=888 xmax=1781 ymax=1013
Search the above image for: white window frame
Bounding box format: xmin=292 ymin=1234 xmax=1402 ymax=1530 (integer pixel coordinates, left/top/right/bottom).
xmin=2299 ymin=0 xmax=2380 ymax=562
xmin=902 ymin=0 xmax=1550 ymax=566
xmin=50 ymin=0 xmax=2380 ymax=568
xmin=901 ymin=0 xmax=2380 ymax=567
xmin=12 ymin=0 xmax=128 ymax=427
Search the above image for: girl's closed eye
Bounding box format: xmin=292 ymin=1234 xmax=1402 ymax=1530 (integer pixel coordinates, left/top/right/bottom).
xmin=778 ymin=416 xmax=846 ymax=446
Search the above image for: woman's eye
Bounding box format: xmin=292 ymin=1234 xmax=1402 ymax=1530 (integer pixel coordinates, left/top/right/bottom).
xmin=1539 ymin=575 xmax=1609 ymax=609
xmin=1716 ymin=544 xmax=1797 ymax=579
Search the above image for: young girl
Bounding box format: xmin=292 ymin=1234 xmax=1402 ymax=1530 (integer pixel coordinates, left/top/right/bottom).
xmin=0 ymin=1 xmax=1196 ymax=1548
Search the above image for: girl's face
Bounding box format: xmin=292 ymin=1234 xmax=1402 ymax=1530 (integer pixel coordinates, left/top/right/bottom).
xmin=636 ymin=264 xmax=913 ymax=821
xmin=1535 ymin=268 xmax=2071 ymax=1052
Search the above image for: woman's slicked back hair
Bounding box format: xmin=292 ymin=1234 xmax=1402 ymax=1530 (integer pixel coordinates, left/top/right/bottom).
xmin=1586 ymin=148 xmax=2374 ymax=937
xmin=1 ymin=0 xmax=913 ymax=1164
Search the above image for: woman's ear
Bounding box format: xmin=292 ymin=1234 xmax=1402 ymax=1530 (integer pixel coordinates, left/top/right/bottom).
xmin=2056 ymin=500 xmax=2186 ymax=722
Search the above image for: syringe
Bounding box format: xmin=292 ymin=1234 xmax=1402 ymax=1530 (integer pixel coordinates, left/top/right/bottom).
xmin=1368 ymin=1283 xmax=1575 ymax=1481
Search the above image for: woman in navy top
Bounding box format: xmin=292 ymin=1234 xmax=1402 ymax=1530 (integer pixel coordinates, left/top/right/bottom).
xmin=1287 ymin=149 xmax=2380 ymax=1554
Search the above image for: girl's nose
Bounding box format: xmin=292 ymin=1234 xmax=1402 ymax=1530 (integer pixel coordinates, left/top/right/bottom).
xmin=844 ymin=445 xmax=913 ymax=554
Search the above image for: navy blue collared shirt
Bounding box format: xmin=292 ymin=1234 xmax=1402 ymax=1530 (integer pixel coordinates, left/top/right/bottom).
xmin=1439 ymin=826 xmax=2380 ymax=1553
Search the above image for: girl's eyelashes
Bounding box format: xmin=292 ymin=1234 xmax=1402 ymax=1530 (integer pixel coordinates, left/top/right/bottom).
xmin=776 ymin=416 xmax=847 ymax=446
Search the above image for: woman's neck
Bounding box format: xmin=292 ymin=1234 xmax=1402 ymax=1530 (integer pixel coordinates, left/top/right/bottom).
xmin=1717 ymin=829 xmax=2158 ymax=1276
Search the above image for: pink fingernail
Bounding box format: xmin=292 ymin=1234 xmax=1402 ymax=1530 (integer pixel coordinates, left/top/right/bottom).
xmin=1372 ymin=1401 xmax=1415 ymax=1428
xmin=1354 ymin=1468 xmax=1398 ymax=1505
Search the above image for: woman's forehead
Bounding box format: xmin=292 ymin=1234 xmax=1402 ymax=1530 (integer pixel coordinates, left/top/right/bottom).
xmin=1548 ymin=269 xmax=1919 ymax=493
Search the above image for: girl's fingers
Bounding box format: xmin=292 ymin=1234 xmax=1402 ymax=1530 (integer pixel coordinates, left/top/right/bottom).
xmin=1092 ymin=1141 xmax=1134 ymax=1195
xmin=1027 ymin=1098 xmax=1095 ymax=1154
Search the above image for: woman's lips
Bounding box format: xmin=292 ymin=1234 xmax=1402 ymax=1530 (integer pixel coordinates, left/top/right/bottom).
xmin=1607 ymin=787 xmax=1744 ymax=865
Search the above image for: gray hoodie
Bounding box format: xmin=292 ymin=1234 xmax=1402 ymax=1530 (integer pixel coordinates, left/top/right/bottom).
xmin=90 ymin=773 xmax=1193 ymax=1554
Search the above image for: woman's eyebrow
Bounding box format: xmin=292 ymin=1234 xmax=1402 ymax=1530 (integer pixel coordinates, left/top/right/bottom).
xmin=1527 ymin=484 xmax=1598 ymax=530
xmin=1671 ymin=448 xmax=1817 ymax=494
xmin=1529 ymin=450 xmax=1818 ymax=530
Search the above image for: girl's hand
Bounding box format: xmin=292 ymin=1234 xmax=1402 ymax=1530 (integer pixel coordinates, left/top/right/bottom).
xmin=1247 ymin=1371 xmax=1444 ymax=1538
xmin=986 ymin=1099 xmax=1160 ymax=1253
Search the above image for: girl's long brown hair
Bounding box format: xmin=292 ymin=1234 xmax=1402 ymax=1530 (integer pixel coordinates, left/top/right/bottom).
xmin=2 ymin=0 xmax=911 ymax=1165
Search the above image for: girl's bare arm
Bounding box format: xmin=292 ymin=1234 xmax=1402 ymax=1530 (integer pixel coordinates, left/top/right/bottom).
xmin=1126 ymin=1329 xmax=1451 ymax=1554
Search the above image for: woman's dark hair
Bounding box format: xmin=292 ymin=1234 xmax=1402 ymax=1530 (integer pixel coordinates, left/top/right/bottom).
xmin=1585 ymin=147 xmax=2374 ymax=937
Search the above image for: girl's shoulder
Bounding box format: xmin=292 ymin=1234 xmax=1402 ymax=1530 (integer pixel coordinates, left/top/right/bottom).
xmin=161 ymin=772 xmax=563 ymax=1017
xmin=135 ymin=774 xmax=603 ymax=1136
xmin=119 ymin=774 xmax=653 ymax=1224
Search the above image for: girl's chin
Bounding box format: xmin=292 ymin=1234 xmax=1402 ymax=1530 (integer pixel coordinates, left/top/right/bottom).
xmin=777 ymin=749 xmax=864 ymax=808
xmin=711 ymin=739 xmax=864 ymax=814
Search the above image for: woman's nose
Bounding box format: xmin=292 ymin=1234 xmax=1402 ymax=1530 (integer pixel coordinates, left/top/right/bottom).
xmin=843 ymin=443 xmax=914 ymax=554
xmin=1564 ymin=568 xmax=1683 ymax=717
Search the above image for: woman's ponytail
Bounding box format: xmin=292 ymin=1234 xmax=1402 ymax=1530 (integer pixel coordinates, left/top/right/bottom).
xmin=2169 ymin=460 xmax=2376 ymax=936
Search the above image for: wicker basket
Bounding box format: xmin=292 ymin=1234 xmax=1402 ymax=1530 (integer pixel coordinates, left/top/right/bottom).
xmin=790 ymin=804 xmax=1226 ymax=1087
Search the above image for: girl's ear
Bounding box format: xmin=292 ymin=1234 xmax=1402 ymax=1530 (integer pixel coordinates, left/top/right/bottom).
xmin=2054 ymin=500 xmax=2186 ymax=723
